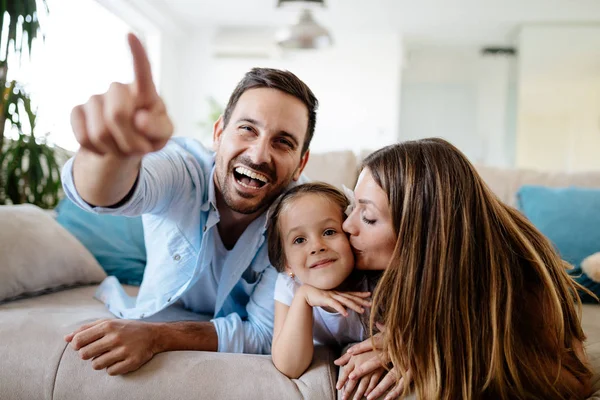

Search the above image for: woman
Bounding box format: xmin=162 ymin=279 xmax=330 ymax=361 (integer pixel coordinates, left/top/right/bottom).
xmin=337 ymin=138 xmax=593 ymax=400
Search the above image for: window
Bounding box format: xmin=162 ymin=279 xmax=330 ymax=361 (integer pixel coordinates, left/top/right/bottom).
xmin=8 ymin=0 xmax=158 ymax=151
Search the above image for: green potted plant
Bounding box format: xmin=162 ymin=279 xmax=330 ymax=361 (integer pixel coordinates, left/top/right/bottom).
xmin=0 ymin=0 xmax=61 ymax=208
xmin=0 ymin=85 xmax=61 ymax=208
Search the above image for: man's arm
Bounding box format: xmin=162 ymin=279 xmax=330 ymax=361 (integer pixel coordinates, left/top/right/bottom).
xmin=211 ymin=265 xmax=279 ymax=354
xmin=72 ymin=150 xmax=141 ymax=207
xmin=66 ymin=319 xmax=217 ymax=376
xmin=63 ymin=141 xmax=207 ymax=217
xmin=66 ymin=265 xmax=278 ymax=376
xmin=154 ymin=321 xmax=218 ymax=352
xmin=68 ymin=33 xmax=172 ymax=207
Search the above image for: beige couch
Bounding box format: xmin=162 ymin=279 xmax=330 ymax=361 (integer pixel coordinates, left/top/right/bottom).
xmin=1 ymin=150 xmax=600 ymax=400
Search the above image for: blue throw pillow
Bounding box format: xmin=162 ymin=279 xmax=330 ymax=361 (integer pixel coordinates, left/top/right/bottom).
xmin=55 ymin=198 xmax=146 ymax=285
xmin=517 ymin=185 xmax=600 ymax=302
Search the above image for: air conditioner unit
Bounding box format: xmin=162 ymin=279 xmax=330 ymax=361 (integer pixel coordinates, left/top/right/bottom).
xmin=212 ymin=27 xmax=279 ymax=59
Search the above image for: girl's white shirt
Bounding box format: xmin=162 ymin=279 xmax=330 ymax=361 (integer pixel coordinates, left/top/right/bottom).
xmin=274 ymin=273 xmax=366 ymax=348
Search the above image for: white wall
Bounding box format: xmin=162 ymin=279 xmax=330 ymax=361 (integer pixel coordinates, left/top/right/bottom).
xmin=159 ymin=29 xmax=403 ymax=153
xmin=157 ymin=32 xmax=185 ymax=135
xmin=516 ymin=25 xmax=600 ymax=172
xmin=400 ymin=47 xmax=517 ymax=166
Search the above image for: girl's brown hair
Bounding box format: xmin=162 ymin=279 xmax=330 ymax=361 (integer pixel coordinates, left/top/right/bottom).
xmin=267 ymin=182 xmax=349 ymax=272
xmin=364 ymin=138 xmax=593 ymax=399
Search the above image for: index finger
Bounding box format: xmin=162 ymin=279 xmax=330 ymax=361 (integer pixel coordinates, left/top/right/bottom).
xmin=347 ymin=338 xmax=380 ymax=355
xmin=70 ymin=323 xmax=108 ymax=350
xmin=349 ymin=357 xmax=385 ymax=380
xmin=127 ymin=33 xmax=157 ymax=107
xmin=334 ymin=351 xmax=352 ymax=366
xmin=65 ymin=318 xmax=107 ymax=340
xmin=336 ymin=360 xmax=355 ymax=390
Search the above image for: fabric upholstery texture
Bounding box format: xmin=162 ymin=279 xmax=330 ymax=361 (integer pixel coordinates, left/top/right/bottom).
xmin=0 ymin=204 xmax=106 ymax=302
xmin=0 ymin=286 xmax=336 ymax=400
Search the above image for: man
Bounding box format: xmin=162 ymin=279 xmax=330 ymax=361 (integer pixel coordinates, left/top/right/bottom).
xmin=62 ymin=33 xmax=318 ymax=375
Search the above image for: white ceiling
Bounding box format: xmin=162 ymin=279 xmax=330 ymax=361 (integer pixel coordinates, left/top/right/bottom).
xmin=142 ymin=0 xmax=600 ymax=46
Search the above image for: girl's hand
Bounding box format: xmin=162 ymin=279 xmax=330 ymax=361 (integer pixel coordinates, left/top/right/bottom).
xmin=298 ymin=285 xmax=371 ymax=316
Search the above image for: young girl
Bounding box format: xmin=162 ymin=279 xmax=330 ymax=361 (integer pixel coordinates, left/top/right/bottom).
xmin=267 ymin=182 xmax=373 ymax=379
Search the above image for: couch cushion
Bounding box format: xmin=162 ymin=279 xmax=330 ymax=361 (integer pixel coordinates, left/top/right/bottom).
xmin=55 ymin=198 xmax=146 ymax=285
xmin=517 ymin=186 xmax=600 ymax=302
xmin=304 ymin=150 xmax=359 ymax=190
xmin=0 ymin=204 xmax=107 ymax=302
xmin=0 ymin=286 xmax=337 ymax=400
xmin=476 ymin=165 xmax=600 ymax=207
xmin=517 ymin=186 xmax=600 ymax=268
xmin=0 ymin=286 xmax=113 ymax=400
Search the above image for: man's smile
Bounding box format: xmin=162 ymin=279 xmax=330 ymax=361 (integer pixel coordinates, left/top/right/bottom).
xmin=232 ymin=166 xmax=271 ymax=192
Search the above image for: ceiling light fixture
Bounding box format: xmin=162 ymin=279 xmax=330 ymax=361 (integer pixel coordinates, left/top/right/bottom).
xmin=276 ymin=0 xmax=332 ymax=50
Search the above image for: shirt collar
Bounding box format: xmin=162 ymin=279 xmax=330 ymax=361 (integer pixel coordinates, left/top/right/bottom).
xmin=201 ymin=166 xmax=219 ymax=213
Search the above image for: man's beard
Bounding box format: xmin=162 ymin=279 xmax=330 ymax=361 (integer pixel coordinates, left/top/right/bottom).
xmin=217 ymin=155 xmax=292 ymax=215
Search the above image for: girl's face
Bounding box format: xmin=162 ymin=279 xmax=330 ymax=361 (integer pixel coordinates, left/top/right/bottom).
xmin=280 ymin=193 xmax=355 ymax=289
xmin=343 ymin=169 xmax=396 ymax=270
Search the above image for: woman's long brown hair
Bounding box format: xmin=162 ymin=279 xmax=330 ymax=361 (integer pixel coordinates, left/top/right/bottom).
xmin=365 ymin=138 xmax=593 ymax=399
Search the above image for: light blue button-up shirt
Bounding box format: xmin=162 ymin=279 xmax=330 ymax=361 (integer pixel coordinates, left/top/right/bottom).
xmin=61 ymin=137 xmax=292 ymax=354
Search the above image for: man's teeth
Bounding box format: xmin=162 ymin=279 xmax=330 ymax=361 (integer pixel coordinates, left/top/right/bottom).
xmin=235 ymin=167 xmax=268 ymax=183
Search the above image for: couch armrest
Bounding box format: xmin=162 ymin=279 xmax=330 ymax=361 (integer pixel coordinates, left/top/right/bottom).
xmin=54 ymin=345 xmax=336 ymax=400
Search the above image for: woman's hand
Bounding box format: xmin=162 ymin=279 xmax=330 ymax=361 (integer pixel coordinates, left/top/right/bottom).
xmin=337 ymin=351 xmax=410 ymax=400
xmin=298 ymin=285 xmax=371 ymax=316
xmin=335 ymin=324 xmax=411 ymax=399
xmin=336 ymin=349 xmax=388 ymax=399
xmin=337 ymin=350 xmax=382 ymax=400
xmin=335 ymin=327 xmax=386 ymax=383
xmin=345 ymin=366 xmax=386 ymax=400
xmin=343 ymin=366 xmax=409 ymax=400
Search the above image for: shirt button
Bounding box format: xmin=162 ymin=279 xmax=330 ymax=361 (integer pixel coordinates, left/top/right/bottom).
xmin=167 ymin=297 xmax=172 ymax=302
xmin=173 ymin=254 xmax=181 ymax=261
xmin=203 ymin=226 xmax=207 ymax=232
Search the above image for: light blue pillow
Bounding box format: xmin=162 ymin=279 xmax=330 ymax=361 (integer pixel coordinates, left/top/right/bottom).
xmin=517 ymin=185 xmax=600 ymax=302
xmin=55 ymin=198 xmax=146 ymax=286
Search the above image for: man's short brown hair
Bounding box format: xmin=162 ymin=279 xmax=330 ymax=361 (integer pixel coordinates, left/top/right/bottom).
xmin=222 ymin=68 xmax=318 ymax=155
